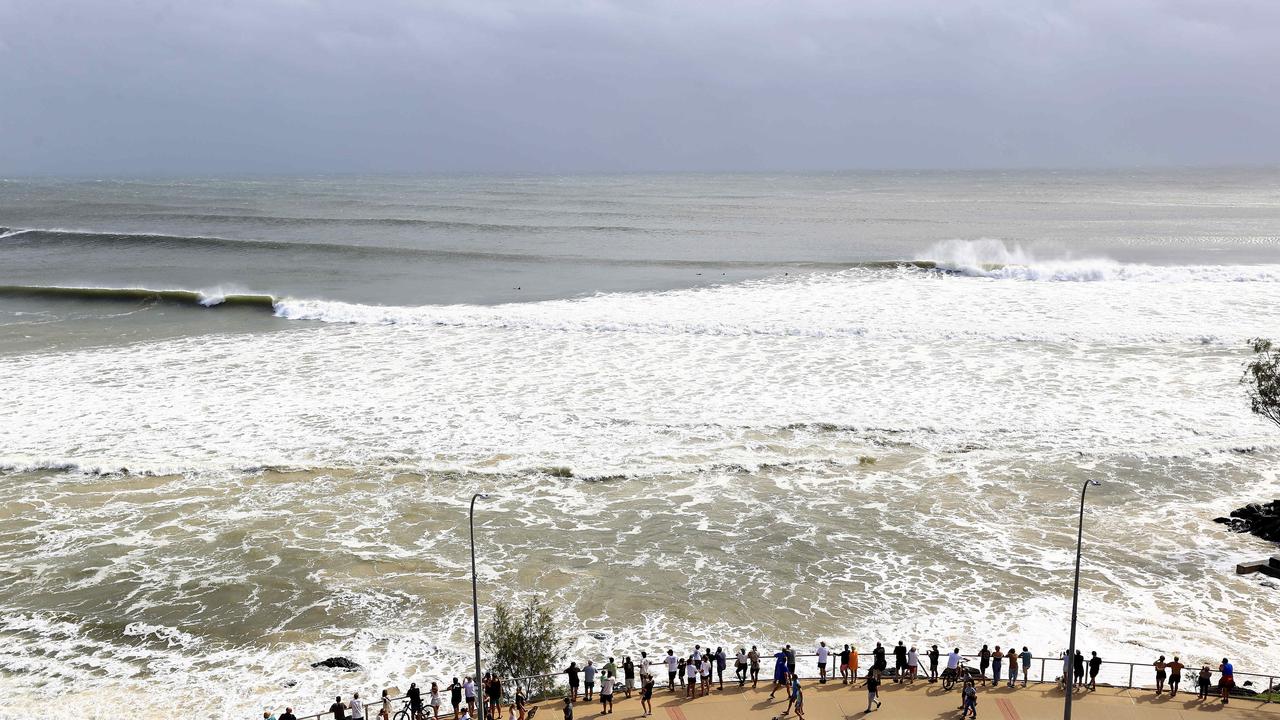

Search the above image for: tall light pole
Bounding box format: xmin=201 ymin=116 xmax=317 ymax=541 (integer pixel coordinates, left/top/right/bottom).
xmin=1064 ymin=479 xmax=1100 ymax=720
xmin=471 ymin=493 xmax=491 ymax=720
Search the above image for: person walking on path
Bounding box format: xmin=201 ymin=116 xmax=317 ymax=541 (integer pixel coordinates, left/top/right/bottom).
xmin=1019 ymin=648 xmax=1032 ymax=687
xmin=735 ymin=647 xmax=748 ymax=686
xmin=769 ymin=648 xmax=788 ymax=699
xmin=514 ymin=687 xmax=526 ymax=720
xmin=749 ymin=646 xmax=761 ymax=688
xmin=928 ymin=645 xmax=940 ymax=682
xmin=1006 ymin=648 xmax=1018 ymax=688
xmin=665 ymin=651 xmax=678 ymax=692
xmin=961 ymin=680 xmax=978 ymax=719
xmin=893 ymin=641 xmax=908 ymax=683
xmin=715 ymin=647 xmax=726 ymax=690
xmin=640 ymin=673 xmax=655 ymax=717
xmin=907 ymin=646 xmax=919 ymax=683
xmin=991 ymin=646 xmax=1002 ymax=687
xmin=1088 ymin=652 xmax=1101 ymax=691
xmin=839 ymin=644 xmax=852 ymax=685
xmin=1197 ymin=665 xmax=1212 ymax=700
xmin=865 ymin=669 xmax=882 ymax=713
xmin=561 ymin=697 xmax=572 ymax=720
xmin=978 ymin=645 xmax=991 ymax=685
xmin=789 ymin=673 xmax=806 ymax=720
xmin=817 ymin=641 xmax=830 ymax=684
xmin=1073 ymin=650 xmax=1086 ymax=690
xmin=1154 ymin=655 xmax=1167 ymax=695
xmin=1219 ymin=658 xmax=1234 ymax=704
xmin=1169 ymin=656 xmax=1184 ymax=696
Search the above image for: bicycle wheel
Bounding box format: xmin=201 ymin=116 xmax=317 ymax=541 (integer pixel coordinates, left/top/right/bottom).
xmin=942 ymin=674 xmax=955 ymax=691
xmin=393 ymin=708 xmax=409 ymax=720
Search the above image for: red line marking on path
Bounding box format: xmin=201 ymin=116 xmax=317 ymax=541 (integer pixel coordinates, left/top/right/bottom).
xmin=995 ymin=697 xmax=1022 ymax=720
xmin=665 ymin=706 xmax=688 ymax=720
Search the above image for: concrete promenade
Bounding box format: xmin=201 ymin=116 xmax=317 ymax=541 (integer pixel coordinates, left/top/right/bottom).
xmin=533 ymin=682 xmax=1280 ymax=719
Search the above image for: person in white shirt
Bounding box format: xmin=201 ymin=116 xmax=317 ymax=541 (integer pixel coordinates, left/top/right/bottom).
xmin=665 ymin=651 xmax=679 ymax=692
xmin=947 ymin=648 xmax=962 ymax=676
xmin=907 ymin=647 xmax=920 ymax=683
xmin=685 ymin=658 xmax=698 ymax=698
xmin=816 ymin=642 xmax=830 ymax=684
xmin=600 ymin=674 xmax=615 ymax=714
xmin=349 ymin=692 xmax=365 ymax=720
xmin=640 ymin=651 xmax=651 ymax=679
xmin=699 ymin=655 xmax=712 ymax=695
xmin=464 ymin=677 xmax=476 ymax=715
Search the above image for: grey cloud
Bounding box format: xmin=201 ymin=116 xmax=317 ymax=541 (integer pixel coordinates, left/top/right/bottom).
xmin=1 ymin=0 xmax=1278 ymax=174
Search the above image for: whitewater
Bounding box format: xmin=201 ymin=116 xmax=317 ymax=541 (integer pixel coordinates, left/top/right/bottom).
xmin=3 ymin=172 xmax=1280 ymax=720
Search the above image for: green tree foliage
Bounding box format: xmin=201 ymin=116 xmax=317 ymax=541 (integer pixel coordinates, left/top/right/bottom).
xmin=1244 ymin=338 xmax=1280 ymax=429
xmin=484 ymin=597 xmax=564 ymax=699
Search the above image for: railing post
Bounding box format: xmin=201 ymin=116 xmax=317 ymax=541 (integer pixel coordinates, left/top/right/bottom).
xmin=1128 ymin=663 xmax=1133 ymax=689
xmin=1268 ymin=677 xmax=1274 ymax=703
xmin=1040 ymin=657 xmax=1045 ymax=683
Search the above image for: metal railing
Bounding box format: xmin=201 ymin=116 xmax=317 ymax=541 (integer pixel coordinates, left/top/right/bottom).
xmin=274 ymin=648 xmax=1278 ymax=720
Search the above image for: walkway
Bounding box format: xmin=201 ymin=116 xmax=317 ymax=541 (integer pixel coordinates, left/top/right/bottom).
xmin=535 ymin=682 xmax=1280 ymax=719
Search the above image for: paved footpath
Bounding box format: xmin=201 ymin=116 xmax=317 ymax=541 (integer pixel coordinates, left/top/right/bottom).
xmin=535 ymin=681 xmax=1280 ymax=719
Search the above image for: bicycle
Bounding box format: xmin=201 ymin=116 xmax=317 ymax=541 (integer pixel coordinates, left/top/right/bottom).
xmin=941 ymin=659 xmax=971 ymax=691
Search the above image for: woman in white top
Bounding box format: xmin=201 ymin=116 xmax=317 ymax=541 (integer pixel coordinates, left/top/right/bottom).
xmin=429 ymin=682 xmax=442 ymax=719
xmin=685 ymin=659 xmax=698 ymax=698
xmin=379 ymin=689 xmax=391 ymax=720
xmin=907 ymin=647 xmax=920 ymax=683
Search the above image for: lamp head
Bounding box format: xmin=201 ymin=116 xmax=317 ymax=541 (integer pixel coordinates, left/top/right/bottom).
xmin=1088 ymin=480 xmax=1101 ymax=487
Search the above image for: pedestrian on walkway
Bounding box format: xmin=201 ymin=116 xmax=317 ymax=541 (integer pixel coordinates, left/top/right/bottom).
xmin=582 ymin=660 xmax=595 ymax=701
xmin=790 ymin=673 xmax=806 ymax=720
xmin=599 ymin=673 xmax=614 ymax=715
xmin=640 ymin=651 xmax=651 ymax=680
xmin=379 ymin=689 xmax=392 ymax=720
xmin=769 ymin=648 xmax=788 ymax=699
xmin=1073 ymin=651 xmax=1086 ymax=690
xmin=563 ymin=663 xmax=580 ymax=703
xmin=666 ymin=651 xmax=678 ymax=692
xmin=1006 ymin=648 xmax=1019 ymax=688
xmin=907 ymin=646 xmax=919 ymax=683
xmin=1154 ymin=655 xmax=1167 ymax=695
xmin=735 ymin=647 xmax=748 ymax=686
xmin=449 ymin=678 xmax=463 ymax=720
xmin=991 ymin=646 xmax=1002 ymax=686
xmin=979 ymin=645 xmax=991 ymax=685
xmin=749 ymin=645 xmax=761 ymax=688
xmin=1019 ymin=648 xmax=1032 ymax=687
xmin=561 ymin=697 xmax=572 ymax=720
xmin=624 ymin=657 xmax=636 ymax=699
xmin=961 ymin=680 xmax=978 ymax=719
xmin=514 ymin=687 xmax=526 ymax=720
xmin=700 ymin=652 xmax=713 ymax=696
xmin=408 ymin=683 xmax=424 ymax=720
xmin=685 ymin=656 xmax=698 ymax=698
xmin=928 ymin=645 xmax=940 ymax=681
xmin=1168 ymin=656 xmax=1184 ymax=697
xmin=840 ymin=644 xmax=852 ymax=684
xmin=715 ymin=647 xmax=726 ymax=690
xmin=1219 ymin=658 xmax=1234 ymax=704
xmin=785 ymin=645 xmax=797 ymax=677
xmin=817 ymin=641 xmax=830 ymax=683
xmin=865 ymin=669 xmax=882 ymax=713
xmin=640 ymin=673 xmax=655 ymax=717
xmin=1088 ymin=652 xmax=1101 ymax=691
xmin=464 ymin=676 xmax=477 ymax=716
xmin=893 ymin=641 xmax=908 ymax=683
xmin=1197 ymin=665 xmax=1212 ymax=700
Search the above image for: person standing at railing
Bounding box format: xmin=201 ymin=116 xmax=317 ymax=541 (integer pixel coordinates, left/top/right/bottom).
xmin=640 ymin=672 xmax=655 ymax=717
xmin=1219 ymin=658 xmax=1234 ymax=704
xmin=735 ymin=647 xmax=748 ymax=686
xmin=907 ymin=646 xmax=919 ymax=684
xmin=279 ymin=707 xmax=297 ymax=720
xmin=838 ymin=644 xmax=852 ymax=685
xmin=848 ymin=645 xmax=858 ymax=685
xmin=378 ymin=689 xmax=392 ymax=720
xmin=514 ymin=686 xmax=526 ymax=720
xmin=700 ymin=650 xmax=713 ymax=695
xmin=624 ymin=656 xmax=636 ymax=698
xmin=639 ymin=651 xmax=651 ymax=680
xmin=816 ymin=641 xmax=830 ymax=683
xmin=1018 ymin=647 xmax=1031 ymax=687
xmin=991 ymin=645 xmax=1003 ymax=687
xmin=448 ymin=678 xmax=463 ymax=720
xmin=488 ymin=676 xmax=503 ymax=720
xmin=599 ymin=671 xmax=615 ymax=714
xmin=429 ymin=682 xmax=442 ymax=720
xmin=463 ymin=676 xmax=477 ymax=716
xmin=1168 ymin=656 xmax=1184 ymax=697
xmin=1197 ymin=664 xmax=1212 ymax=700
xmin=564 ymin=662 xmax=580 ymax=703
xmin=582 ymin=660 xmax=595 ymax=702
xmin=1006 ymin=648 xmax=1018 ymax=688
xmin=978 ymin=645 xmax=991 ymax=686
xmin=714 ymin=647 xmax=726 ymax=690
xmin=1087 ymin=652 xmax=1101 ymax=691
xmin=1154 ymin=655 xmax=1168 ymax=695
xmin=785 ymin=644 xmax=797 ymax=677
xmin=893 ymin=641 xmax=908 ymax=683
xmin=1073 ymin=650 xmax=1086 ymax=690
xmin=872 ymin=643 xmax=886 ymax=674
xmin=928 ymin=645 xmax=939 ymax=682
xmin=684 ymin=654 xmax=697 ymax=697
xmin=749 ymin=645 xmax=761 ymax=688
xmin=349 ymin=692 xmax=365 ymax=720
xmin=330 ymin=696 xmax=348 ymax=720
xmin=665 ymin=651 xmax=678 ymax=692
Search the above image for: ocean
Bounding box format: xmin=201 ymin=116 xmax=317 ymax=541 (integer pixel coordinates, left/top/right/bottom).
xmin=2 ymin=169 xmax=1280 ymax=719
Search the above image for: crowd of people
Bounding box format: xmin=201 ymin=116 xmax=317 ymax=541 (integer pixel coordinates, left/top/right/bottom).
xmin=270 ymin=642 xmax=1251 ymax=720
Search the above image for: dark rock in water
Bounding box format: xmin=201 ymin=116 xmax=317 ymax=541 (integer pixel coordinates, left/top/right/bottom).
xmin=312 ymin=657 xmax=362 ymax=671
xmin=1214 ymin=500 xmax=1280 ymax=544
xmin=588 ymin=631 xmax=609 ymax=640
xmin=284 ymin=680 xmax=298 ymax=688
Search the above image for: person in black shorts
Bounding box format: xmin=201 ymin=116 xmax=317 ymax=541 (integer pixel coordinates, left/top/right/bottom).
xmin=749 ymin=646 xmax=761 ymax=688
xmin=928 ymin=645 xmax=940 ymax=681
xmin=872 ymin=643 xmax=886 ymax=673
xmin=565 ymin=661 xmax=581 ymax=703
xmin=407 ymin=683 xmax=423 ymax=720
xmin=978 ymin=645 xmax=991 ymax=685
xmin=893 ymin=641 xmax=907 ymax=683
xmin=785 ymin=645 xmax=797 ymax=676
xmin=839 ymin=644 xmax=852 ymax=684
xmin=1088 ymin=652 xmax=1102 ymax=691
xmin=640 ymin=673 xmax=655 ymax=717
xmin=449 ymin=678 xmax=463 ymax=719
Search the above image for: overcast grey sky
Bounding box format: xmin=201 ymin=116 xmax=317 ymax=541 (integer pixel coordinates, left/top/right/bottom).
xmin=2 ymin=0 xmax=1278 ymax=174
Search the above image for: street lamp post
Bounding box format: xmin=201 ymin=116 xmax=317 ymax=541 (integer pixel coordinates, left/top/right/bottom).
xmin=470 ymin=492 xmax=491 ymax=720
xmin=1064 ymin=479 xmax=1100 ymax=720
